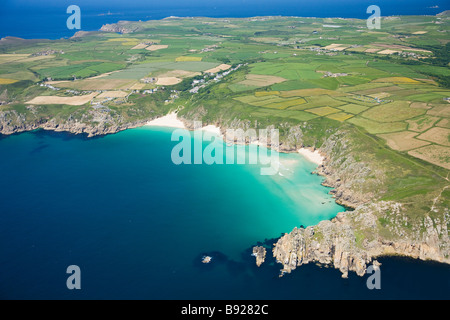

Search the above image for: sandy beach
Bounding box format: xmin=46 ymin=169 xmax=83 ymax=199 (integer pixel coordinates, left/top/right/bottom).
xmin=146 ymin=112 xmax=186 ymax=129
xmin=146 ymin=115 xmax=323 ymax=167
xmin=298 ymin=148 xmax=324 ymax=165
xmin=200 ymin=125 xmax=222 ymax=138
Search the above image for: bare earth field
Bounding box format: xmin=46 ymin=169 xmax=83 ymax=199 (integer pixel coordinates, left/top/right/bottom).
xmin=146 ymin=45 xmax=169 ymax=51
xmin=97 ymin=91 xmax=128 ymax=98
xmin=157 ymin=70 xmax=201 ymax=78
xmin=407 ymin=115 xmax=440 ymax=132
xmin=204 ymin=64 xmax=232 ymax=74
xmin=26 ymin=92 xmax=98 ymax=105
xmin=417 ymin=127 xmax=450 ymax=146
xmin=378 ymin=131 xmax=431 ymax=151
xmin=156 ymin=77 xmax=182 ymax=85
xmin=408 ymin=145 xmax=450 ymax=170
xmin=51 ymin=79 xmax=138 ymax=90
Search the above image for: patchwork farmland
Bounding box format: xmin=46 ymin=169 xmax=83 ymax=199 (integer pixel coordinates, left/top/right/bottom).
xmin=0 ymin=14 xmax=449 ymax=170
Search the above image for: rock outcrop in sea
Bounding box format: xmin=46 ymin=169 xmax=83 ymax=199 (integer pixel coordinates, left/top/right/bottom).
xmin=252 ymin=246 xmax=267 ymax=267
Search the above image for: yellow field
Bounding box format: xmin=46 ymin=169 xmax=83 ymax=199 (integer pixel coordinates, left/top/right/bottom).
xmin=305 ymin=106 xmax=341 ymax=116
xmin=263 ymin=98 xmax=306 ymax=109
xmin=279 ymin=88 xmax=341 ymax=98
xmin=175 ymin=56 xmax=203 ymax=62
xmin=326 ymin=112 xmax=354 ymax=122
xmin=122 ymin=41 xmax=140 ymax=46
xmin=106 ymin=38 xmax=138 ymax=42
xmin=373 ymin=77 xmax=420 ymax=84
xmin=0 ymin=78 xmax=19 ymax=84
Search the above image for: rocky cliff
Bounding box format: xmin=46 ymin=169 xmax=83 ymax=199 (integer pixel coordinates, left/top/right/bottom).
xmin=100 ymin=21 xmax=141 ymax=34
xmin=0 ymin=107 xmax=153 ymax=138
xmin=273 ymin=201 xmax=449 ymax=278
xmin=268 ymin=129 xmax=450 ymax=278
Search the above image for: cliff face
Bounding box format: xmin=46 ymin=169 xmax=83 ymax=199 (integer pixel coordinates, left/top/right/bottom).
xmin=270 ymin=129 xmax=450 ymax=278
xmin=100 ymin=22 xmax=141 ymax=34
xmin=0 ymin=108 xmax=151 ymax=138
xmin=273 ymin=201 xmax=450 ymax=278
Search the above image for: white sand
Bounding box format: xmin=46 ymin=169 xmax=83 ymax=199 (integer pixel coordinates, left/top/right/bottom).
xmin=200 ymin=125 xmax=222 ymax=137
xmin=298 ymin=148 xmax=324 ymax=165
xmin=146 ymin=112 xmax=186 ymax=129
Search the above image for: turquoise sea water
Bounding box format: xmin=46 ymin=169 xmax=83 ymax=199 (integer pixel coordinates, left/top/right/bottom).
xmin=0 ymin=127 xmax=449 ymax=299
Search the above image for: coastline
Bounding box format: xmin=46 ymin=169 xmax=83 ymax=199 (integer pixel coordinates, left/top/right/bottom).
xmin=145 ymin=111 xmax=186 ymax=129
xmin=1 ymin=107 xmax=449 ymax=279
xmin=297 ymin=148 xmax=324 ymax=166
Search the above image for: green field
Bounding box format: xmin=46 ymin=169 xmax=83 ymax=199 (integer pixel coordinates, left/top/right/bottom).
xmin=0 ymin=13 xmax=449 ymax=174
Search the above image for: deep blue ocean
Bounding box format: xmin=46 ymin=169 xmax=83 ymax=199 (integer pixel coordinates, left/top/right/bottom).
xmin=0 ymin=128 xmax=449 ymax=300
xmin=0 ymin=0 xmax=449 ymax=39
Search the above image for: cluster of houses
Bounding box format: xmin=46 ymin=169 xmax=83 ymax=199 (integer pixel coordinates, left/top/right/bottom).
xmin=323 ymin=71 xmax=348 ymax=78
xmin=398 ymin=51 xmax=425 ymax=59
xmin=40 ymin=83 xmax=60 ymax=91
xmin=189 ymin=63 xmax=246 ymax=94
xmin=31 ymin=50 xmax=64 ymax=57
xmin=308 ymin=47 xmax=339 ymax=56
xmin=201 ymin=45 xmax=219 ymax=53
xmin=141 ymin=77 xmax=157 ymax=84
